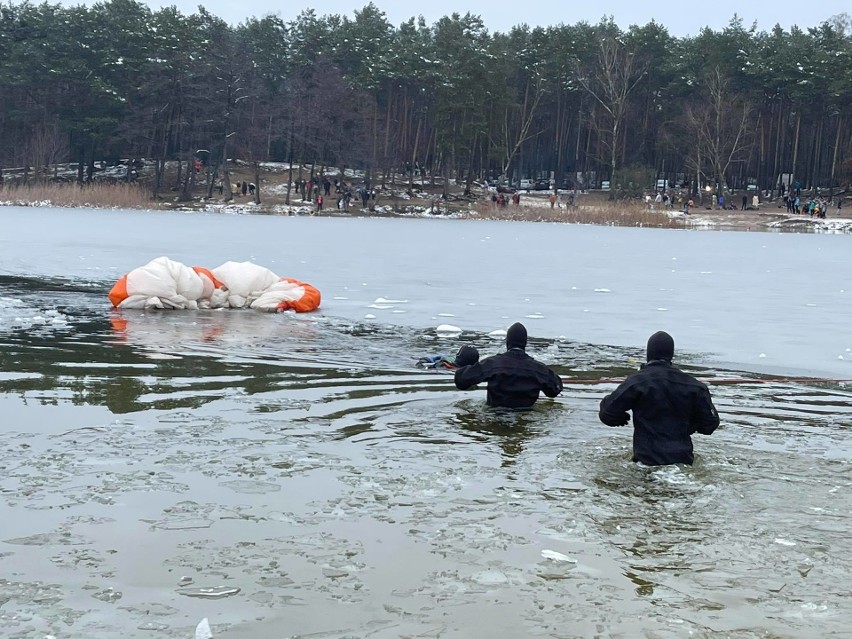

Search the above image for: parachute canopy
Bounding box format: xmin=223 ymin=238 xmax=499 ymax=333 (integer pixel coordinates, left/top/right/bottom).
xmin=108 ymin=256 xmax=321 ymax=312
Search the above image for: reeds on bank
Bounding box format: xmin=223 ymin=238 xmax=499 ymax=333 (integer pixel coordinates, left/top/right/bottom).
xmin=474 ymin=200 xmax=687 ymax=228
xmin=0 ymin=181 xmax=153 ymax=209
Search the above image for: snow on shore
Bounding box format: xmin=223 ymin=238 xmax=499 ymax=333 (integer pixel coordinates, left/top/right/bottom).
xmin=770 ymin=216 xmax=852 ymax=233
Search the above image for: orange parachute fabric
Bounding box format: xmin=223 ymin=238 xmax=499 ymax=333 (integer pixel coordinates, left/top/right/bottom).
xmin=108 ymin=275 xmax=129 ymax=308
xmin=192 ymin=266 xmax=224 ymax=290
xmin=275 ymin=277 xmax=322 ymax=312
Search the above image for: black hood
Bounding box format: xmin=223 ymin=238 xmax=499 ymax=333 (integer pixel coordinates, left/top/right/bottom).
xmin=454 ymin=345 xmax=480 ymax=367
xmin=646 ymin=330 xmax=674 ymax=362
xmin=506 ymin=322 xmax=527 ymax=350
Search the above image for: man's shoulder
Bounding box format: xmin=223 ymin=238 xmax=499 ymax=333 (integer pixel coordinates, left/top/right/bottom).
xmin=483 ymin=350 xmax=533 ymax=366
xmin=656 ymin=364 xmax=708 ymax=388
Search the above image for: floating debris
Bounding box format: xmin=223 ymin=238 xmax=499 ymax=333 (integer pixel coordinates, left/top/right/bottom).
xmin=177 ymin=586 xmax=241 ymax=599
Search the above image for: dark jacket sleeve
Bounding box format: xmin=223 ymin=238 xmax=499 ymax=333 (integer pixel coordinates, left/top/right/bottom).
xmin=599 ymin=379 xmax=635 ymax=426
xmin=542 ymin=368 xmax=563 ymax=398
xmin=690 ymin=384 xmax=720 ymax=435
xmin=454 ymin=362 xmax=486 ymax=390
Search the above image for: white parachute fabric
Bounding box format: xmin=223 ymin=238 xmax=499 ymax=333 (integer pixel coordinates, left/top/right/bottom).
xmin=110 ymin=258 xmax=320 ymax=312
xmin=251 ymin=279 xmax=307 ymax=311
xmin=119 ymin=256 xmax=204 ymax=310
xmin=211 ymin=261 xmax=281 ymax=308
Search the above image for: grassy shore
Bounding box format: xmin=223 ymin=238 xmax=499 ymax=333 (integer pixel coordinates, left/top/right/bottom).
xmin=0 ymin=182 xmax=152 ymax=209
xmin=471 ymin=199 xmax=687 ymax=228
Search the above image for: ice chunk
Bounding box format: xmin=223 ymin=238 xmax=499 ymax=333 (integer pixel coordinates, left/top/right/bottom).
xmin=179 ymin=586 xmax=240 ymax=599
xmin=436 ymin=324 xmax=461 ymax=335
xmin=196 ymin=617 xmax=213 ymax=639
xmin=541 ymin=549 xmax=577 ymax=563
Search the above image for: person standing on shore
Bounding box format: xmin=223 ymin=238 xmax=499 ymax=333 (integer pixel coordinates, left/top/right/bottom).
xmin=454 ymin=322 xmax=563 ymax=409
xmin=598 ymin=331 xmax=719 ymax=465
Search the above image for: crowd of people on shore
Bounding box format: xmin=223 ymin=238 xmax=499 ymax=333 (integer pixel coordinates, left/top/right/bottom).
xmin=489 ymin=189 xmax=578 ymax=209
xmin=645 ymin=190 xmax=761 ymax=214
xmin=782 ymin=193 xmax=840 ymax=217
xmin=292 ymin=177 xmax=376 ymax=213
xmin=643 ymin=187 xmax=847 ymax=218
xmin=644 ymin=190 xmax=702 ymax=214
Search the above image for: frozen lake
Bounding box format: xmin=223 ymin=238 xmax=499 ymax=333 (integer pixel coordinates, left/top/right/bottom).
xmin=1 ymin=206 xmax=851 ymax=638
xmin=2 ymin=206 xmax=851 ymax=375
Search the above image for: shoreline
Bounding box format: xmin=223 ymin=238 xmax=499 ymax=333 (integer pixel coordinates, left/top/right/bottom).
xmin=4 ymin=196 xmax=852 ymax=234
xmin=170 ymin=196 xmax=852 ymax=233
xmin=7 ymin=197 xmax=849 ymax=234
xmin=2 ymin=171 xmax=850 ymax=233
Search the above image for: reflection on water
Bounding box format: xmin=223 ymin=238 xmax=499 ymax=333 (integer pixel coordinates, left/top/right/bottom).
xmin=453 ymin=402 xmax=564 ymax=466
xmin=2 ymin=277 xmax=852 ymax=637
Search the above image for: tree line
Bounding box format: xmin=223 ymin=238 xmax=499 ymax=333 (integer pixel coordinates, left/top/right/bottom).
xmin=1 ymin=0 xmax=850 ymax=200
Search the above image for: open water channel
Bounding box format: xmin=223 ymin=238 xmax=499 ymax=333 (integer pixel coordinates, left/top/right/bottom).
xmin=1 ymin=206 xmax=851 ymax=638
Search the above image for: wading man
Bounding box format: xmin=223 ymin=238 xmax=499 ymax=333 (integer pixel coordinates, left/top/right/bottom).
xmin=454 ymin=322 xmax=562 ymax=409
xmin=417 ymin=345 xmax=480 ymax=370
xmin=598 ymin=331 xmax=719 ymax=465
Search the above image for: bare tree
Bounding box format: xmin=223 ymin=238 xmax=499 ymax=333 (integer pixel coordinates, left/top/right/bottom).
xmin=684 ymin=67 xmax=755 ymax=207
xmin=575 ymin=35 xmax=647 ymax=185
xmin=26 ymin=122 xmax=69 ymax=181
xmin=494 ymin=74 xmax=544 ymax=180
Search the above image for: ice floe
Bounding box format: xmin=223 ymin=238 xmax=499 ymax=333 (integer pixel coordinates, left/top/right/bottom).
xmin=541 ymin=549 xmax=577 ymax=563
xmin=436 ymin=324 xmax=462 ymax=335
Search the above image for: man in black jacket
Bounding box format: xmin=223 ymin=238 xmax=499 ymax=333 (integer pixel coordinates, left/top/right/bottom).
xmin=598 ymin=331 xmax=719 ymax=465
xmin=454 ymin=322 xmax=563 ymax=409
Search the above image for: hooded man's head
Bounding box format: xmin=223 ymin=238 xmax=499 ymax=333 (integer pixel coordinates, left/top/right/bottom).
xmin=646 ymin=330 xmax=674 ymax=362
xmin=506 ymin=322 xmax=527 ymax=350
xmin=454 ymin=345 xmax=480 ymax=367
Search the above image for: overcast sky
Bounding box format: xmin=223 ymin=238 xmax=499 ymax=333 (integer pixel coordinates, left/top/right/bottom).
xmin=126 ymin=0 xmax=849 ymax=36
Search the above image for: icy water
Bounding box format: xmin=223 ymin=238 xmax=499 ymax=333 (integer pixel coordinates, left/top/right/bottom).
xmin=1 ymin=207 xmax=852 ymax=638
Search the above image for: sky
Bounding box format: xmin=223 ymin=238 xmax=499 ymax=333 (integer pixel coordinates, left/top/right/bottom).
xmin=126 ymin=0 xmax=849 ymax=36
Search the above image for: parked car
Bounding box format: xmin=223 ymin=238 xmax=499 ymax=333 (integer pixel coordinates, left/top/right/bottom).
xmin=533 ymin=179 xmax=551 ymax=191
